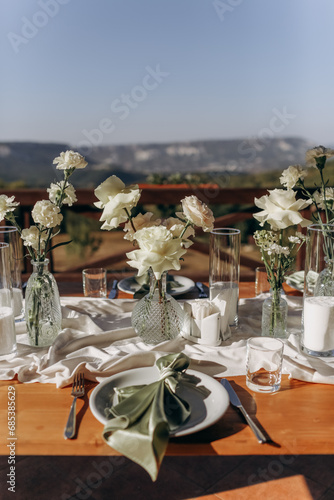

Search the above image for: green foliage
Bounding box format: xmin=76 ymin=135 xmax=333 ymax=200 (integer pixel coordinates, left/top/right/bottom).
xmin=64 ymin=211 xmax=102 ymax=258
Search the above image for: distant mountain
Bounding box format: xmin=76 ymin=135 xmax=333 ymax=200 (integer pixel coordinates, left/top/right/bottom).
xmin=0 ymin=137 xmax=313 ymax=187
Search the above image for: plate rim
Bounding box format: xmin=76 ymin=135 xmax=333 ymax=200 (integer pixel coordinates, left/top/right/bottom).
xmin=118 ymin=275 xmax=195 ymax=296
xmin=89 ymin=366 xmax=229 ymax=437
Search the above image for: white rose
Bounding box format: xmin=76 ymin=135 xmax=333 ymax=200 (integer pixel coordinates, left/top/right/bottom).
xmin=163 ymin=217 xmax=195 ymax=247
xmin=47 ymin=181 xmax=77 ymax=206
xmin=0 ymin=195 xmax=19 ymax=221
xmin=94 ymin=175 xmax=141 ymax=230
xmin=126 ymin=226 xmax=187 ymax=279
xmin=21 ymin=226 xmax=48 ymax=251
xmin=305 ymin=146 xmax=334 ymax=167
xmin=53 ymin=150 xmax=87 ymax=170
xmin=179 ymin=195 xmax=214 ymax=232
xmin=254 ymin=189 xmax=312 ymax=230
xmin=123 ymin=212 xmax=161 ymax=241
xmin=31 ymin=200 xmax=63 ymax=228
xmin=280 ymin=165 xmax=306 ymax=189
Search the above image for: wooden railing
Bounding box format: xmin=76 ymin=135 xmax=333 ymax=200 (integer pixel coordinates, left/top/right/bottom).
xmin=2 ymin=185 xmax=303 ymax=280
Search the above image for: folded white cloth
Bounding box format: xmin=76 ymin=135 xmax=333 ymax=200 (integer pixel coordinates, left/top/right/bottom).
xmin=1 ymin=295 xmax=334 ymax=387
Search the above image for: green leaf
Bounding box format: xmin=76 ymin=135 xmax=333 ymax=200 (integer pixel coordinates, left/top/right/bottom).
xmin=46 ymin=240 xmax=72 ymax=253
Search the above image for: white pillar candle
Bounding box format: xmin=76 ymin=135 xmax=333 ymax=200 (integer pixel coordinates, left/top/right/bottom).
xmin=210 ymin=282 xmax=238 ymax=325
xmin=0 ymin=306 xmax=16 ymax=355
xmin=303 ymin=296 xmax=334 ymax=351
xmin=12 ymin=288 xmax=23 ymax=317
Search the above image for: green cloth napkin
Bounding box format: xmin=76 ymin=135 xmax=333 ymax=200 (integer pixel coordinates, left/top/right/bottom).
xmin=102 ymin=353 xmax=191 ymax=481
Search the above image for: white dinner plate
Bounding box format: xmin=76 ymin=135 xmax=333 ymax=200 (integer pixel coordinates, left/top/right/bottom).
xmin=118 ymin=275 xmax=195 ymax=296
xmin=89 ymin=367 xmax=229 ymax=437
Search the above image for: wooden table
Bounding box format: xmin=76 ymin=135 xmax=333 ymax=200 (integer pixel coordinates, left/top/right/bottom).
xmin=1 ymin=281 xmax=333 ymax=499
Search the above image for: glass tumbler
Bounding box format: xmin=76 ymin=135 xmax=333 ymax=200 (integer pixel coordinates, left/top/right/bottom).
xmin=0 ymin=226 xmax=23 ymax=319
xmin=0 ymin=243 xmax=17 ymax=358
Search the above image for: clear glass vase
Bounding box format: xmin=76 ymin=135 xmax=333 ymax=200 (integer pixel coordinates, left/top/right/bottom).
xmin=131 ymin=270 xmax=185 ymax=345
xmin=313 ymin=258 xmax=334 ymax=296
xmin=25 ymin=259 xmax=62 ymax=347
xmin=261 ymin=288 xmax=288 ymax=338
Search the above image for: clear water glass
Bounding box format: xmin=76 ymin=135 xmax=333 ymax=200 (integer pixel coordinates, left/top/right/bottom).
xmin=0 ymin=243 xmax=17 ymax=358
xmin=209 ymin=228 xmax=240 ymax=326
xmin=246 ymin=337 xmax=284 ymax=393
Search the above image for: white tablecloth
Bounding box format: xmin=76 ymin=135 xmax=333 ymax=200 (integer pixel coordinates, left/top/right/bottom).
xmin=1 ymin=295 xmax=334 ymax=387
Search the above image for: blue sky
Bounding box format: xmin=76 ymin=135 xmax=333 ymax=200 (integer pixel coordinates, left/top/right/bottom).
xmin=1 ymin=0 xmax=334 ymax=148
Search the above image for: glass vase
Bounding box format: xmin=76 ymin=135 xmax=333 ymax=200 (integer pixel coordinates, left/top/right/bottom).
xmin=25 ymin=259 xmax=62 ymax=347
xmin=261 ymin=288 xmax=288 ymax=338
xmin=301 ymin=224 xmax=334 ymax=356
xmin=131 ymin=270 xmax=185 ymax=345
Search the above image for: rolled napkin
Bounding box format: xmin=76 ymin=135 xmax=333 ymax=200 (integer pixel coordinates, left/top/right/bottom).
xmin=183 ymin=295 xmax=231 ymax=346
xmin=102 ymin=352 xmax=191 ymax=481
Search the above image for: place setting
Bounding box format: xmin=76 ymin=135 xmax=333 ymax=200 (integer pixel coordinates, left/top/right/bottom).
xmin=1 ymin=146 xmax=334 ymax=484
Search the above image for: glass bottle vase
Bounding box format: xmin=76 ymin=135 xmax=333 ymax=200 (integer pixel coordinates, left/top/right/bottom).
xmin=261 ymin=288 xmax=288 ymax=339
xmin=131 ymin=270 xmax=185 ymax=345
xmin=25 ymin=259 xmax=62 ymax=347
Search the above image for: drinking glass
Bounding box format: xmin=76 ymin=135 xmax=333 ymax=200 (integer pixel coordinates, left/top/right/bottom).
xmin=0 ymin=226 xmax=23 ymax=319
xmin=0 ymin=243 xmax=17 ymax=358
xmin=82 ymin=268 xmax=107 ymax=298
xmin=209 ymin=228 xmax=240 ymax=326
xmin=255 ymin=267 xmax=270 ymax=296
xmin=246 ymin=337 xmax=283 ymax=393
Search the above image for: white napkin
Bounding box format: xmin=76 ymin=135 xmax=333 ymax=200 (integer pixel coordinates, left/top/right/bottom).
xmin=1 ymin=295 xmax=334 ymax=387
xmin=183 ymin=297 xmax=231 ymax=345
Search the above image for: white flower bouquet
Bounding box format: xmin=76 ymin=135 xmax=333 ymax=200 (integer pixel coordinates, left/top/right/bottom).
xmin=280 ymin=146 xmax=334 ymax=296
xmin=94 ymin=175 xmax=215 ymax=280
xmin=94 ymin=175 xmax=215 ymax=343
xmin=0 ymin=150 xmax=87 ymax=347
xmin=280 ymin=145 xmax=334 ymax=226
xmin=0 ymin=150 xmax=87 ymax=261
xmin=253 ymin=188 xmax=311 ymax=293
xmin=253 ymin=179 xmax=312 ymax=337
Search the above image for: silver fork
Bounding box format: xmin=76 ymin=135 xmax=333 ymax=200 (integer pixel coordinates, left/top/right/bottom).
xmin=64 ymin=373 xmax=85 ymax=439
xmin=196 ymin=282 xmax=208 ymax=298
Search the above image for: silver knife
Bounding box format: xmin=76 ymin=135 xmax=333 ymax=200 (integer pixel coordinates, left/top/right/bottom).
xmin=108 ymin=279 xmax=118 ymax=299
xmin=221 ymin=379 xmax=267 ymax=444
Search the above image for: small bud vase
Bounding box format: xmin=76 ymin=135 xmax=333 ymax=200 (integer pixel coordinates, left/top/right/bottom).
xmin=25 ymin=259 xmax=62 ymax=347
xmin=131 ymin=270 xmax=185 ymax=345
xmin=261 ymin=288 xmax=288 ymax=338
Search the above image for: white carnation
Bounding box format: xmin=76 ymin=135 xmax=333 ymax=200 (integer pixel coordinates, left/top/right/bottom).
xmin=313 ymin=188 xmax=334 ymax=210
xmin=305 ymin=146 xmax=334 ymax=167
xmin=53 ymin=150 xmax=87 ymax=170
xmin=47 ymin=181 xmax=77 ymax=206
xmin=280 ymin=165 xmax=306 ymax=189
xmin=0 ymin=195 xmax=19 ymax=222
xmin=21 ymin=226 xmax=48 ymax=251
xmin=31 ymin=200 xmax=63 ymax=228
